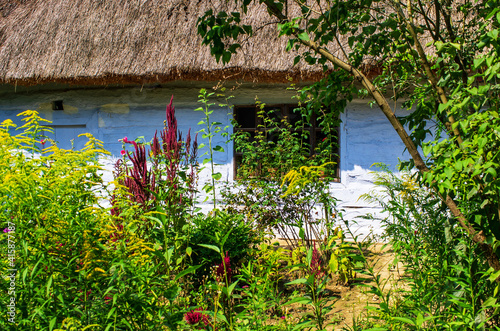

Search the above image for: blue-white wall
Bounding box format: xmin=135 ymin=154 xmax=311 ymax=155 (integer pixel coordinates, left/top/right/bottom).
xmin=0 ymin=82 xmax=411 ymax=237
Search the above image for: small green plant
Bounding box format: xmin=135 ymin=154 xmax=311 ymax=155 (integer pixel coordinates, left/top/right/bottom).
xmin=325 ymin=227 xmax=357 ymax=285
xmin=280 ymin=163 xmax=338 ymax=249
xmin=195 ymin=88 xmax=230 ymax=208
xmin=236 ymin=242 xmax=291 ymax=329
xmin=285 ymin=245 xmax=338 ymax=330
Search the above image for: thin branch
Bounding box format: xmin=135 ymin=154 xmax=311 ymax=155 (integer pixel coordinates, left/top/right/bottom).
xmin=395 ymin=0 xmax=463 ymax=144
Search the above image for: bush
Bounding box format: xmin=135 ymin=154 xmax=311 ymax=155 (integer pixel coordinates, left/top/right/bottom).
xmin=359 ymin=166 xmax=500 ymax=329
xmin=189 ymin=210 xmax=259 ymax=282
xmin=0 ymin=110 xmax=192 ymax=330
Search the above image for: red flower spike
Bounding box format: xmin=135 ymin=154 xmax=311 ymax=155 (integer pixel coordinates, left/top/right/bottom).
xmin=216 ymin=252 xmax=232 ymax=282
xmin=310 ymin=246 xmax=324 ymax=280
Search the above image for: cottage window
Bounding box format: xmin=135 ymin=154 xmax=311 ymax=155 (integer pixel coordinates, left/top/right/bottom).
xmin=52 ymin=100 xmax=64 ymax=111
xmin=233 ymin=104 xmax=339 ymax=180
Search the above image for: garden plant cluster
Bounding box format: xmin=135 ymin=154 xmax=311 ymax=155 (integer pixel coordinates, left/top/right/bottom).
xmin=3 ymin=0 xmax=500 ymax=328
xmin=0 ymin=93 xmax=356 ymax=331
xmin=1 ymin=82 xmax=500 ymax=330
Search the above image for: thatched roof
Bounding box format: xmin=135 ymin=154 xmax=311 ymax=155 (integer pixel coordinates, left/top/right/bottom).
xmin=0 ymin=0 xmax=332 ymax=86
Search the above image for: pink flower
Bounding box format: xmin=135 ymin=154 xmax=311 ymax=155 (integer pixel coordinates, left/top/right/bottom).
xmin=120 ymin=150 xmax=126 ymax=156
xmin=185 ymin=308 xmax=210 ymax=325
xmin=40 ymin=139 xmax=46 ymax=146
xmin=3 ymin=228 xmax=11 ymax=233
xmin=122 ymin=136 xmax=129 ymax=143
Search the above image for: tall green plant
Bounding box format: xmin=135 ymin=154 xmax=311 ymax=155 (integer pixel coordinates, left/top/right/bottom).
xmin=359 ymin=167 xmax=500 ymax=329
xmin=195 ymin=88 xmax=230 ymax=209
xmin=197 ymin=0 xmax=500 ymax=273
xmin=0 ymin=110 xmax=198 ymax=331
xmin=0 ymin=111 xmax=111 ymax=330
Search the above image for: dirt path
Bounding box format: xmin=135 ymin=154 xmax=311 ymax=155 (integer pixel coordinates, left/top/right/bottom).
xmin=330 ymin=243 xmax=403 ymax=330
xmin=272 ymin=241 xmax=403 ymax=330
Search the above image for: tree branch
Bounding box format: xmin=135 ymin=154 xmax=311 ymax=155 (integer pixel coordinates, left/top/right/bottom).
xmin=261 ymin=0 xmax=500 ymax=272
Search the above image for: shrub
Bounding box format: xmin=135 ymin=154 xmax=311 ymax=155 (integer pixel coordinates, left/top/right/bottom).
xmin=189 ymin=210 xmax=259 ymax=281
xmin=359 ymin=166 xmax=500 ymax=329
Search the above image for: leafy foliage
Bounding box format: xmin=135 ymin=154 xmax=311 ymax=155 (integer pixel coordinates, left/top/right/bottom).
xmin=197 ymin=0 xmax=500 ymax=327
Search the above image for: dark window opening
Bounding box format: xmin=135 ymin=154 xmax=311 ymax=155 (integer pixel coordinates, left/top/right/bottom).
xmin=52 ymin=100 xmax=64 ymax=111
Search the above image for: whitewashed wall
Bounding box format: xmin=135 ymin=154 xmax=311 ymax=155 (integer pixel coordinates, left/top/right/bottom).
xmin=0 ymin=82 xmax=410 ymax=238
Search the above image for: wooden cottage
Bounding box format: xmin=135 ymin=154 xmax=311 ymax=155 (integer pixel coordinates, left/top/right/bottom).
xmin=0 ymin=0 xmax=410 ymax=235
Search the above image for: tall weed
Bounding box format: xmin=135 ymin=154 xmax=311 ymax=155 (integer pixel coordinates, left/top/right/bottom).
xmin=358 ymin=166 xmax=500 ymax=330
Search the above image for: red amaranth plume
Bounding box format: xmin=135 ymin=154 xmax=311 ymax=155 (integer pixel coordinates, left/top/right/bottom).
xmin=110 ymin=95 xmax=199 ymax=228
xmin=123 ymin=140 xmax=156 ymax=205
xmin=166 ymin=95 xmax=177 ymax=134
xmin=216 ymin=251 xmax=232 ymax=282
xmin=184 ymin=308 xmax=210 ymax=326
xmin=310 ymin=245 xmax=324 ymax=280
xmin=151 ymin=131 xmax=162 ymax=158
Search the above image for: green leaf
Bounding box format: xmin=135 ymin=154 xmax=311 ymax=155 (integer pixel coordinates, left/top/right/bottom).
xmin=362 ymin=25 xmax=376 ymax=35
xmin=213 ymin=145 xmax=224 ymax=152
xmin=284 ymin=296 xmax=312 ymax=305
xmin=174 ymin=265 xmax=202 ymax=281
xmin=435 ymin=41 xmax=444 ymax=52
xmin=226 ymin=280 xmax=239 ymax=296
xmin=392 ymin=316 xmax=415 ymax=326
xmin=212 ymin=172 xmax=222 ymax=180
xmin=293 ymin=55 xmax=301 ymax=65
xmin=297 ymin=32 xmax=310 ymax=41
xmin=198 ymin=244 xmax=221 ymax=254
xmin=216 ymin=311 xmax=228 ymax=324
xmin=444 ymin=167 xmax=453 ymax=180
xmin=285 ymin=278 xmax=309 ymax=286
xmin=486 ymin=167 xmax=497 ymax=178
xmin=416 ymin=313 xmax=424 ymax=328
xmin=489 ymin=269 xmax=500 ymax=282
xmin=222 ymin=51 xmax=231 ymax=64
xmin=49 ymin=317 xmax=57 ymax=331
xmin=299 ymin=227 xmax=305 ymax=240
xmin=487 ymin=29 xmax=499 ymax=41
xmin=107 ymin=307 xmax=117 ymax=320
xmin=483 ymin=297 xmax=497 ymax=308
xmin=306 ymin=246 xmax=313 ymax=266
xmin=46 ymin=275 xmax=53 ymax=297
xmin=164 ymin=284 xmax=181 ymax=302
xmin=423 ymin=143 xmax=432 ymax=156
xmin=293 ymin=320 xmax=313 ymax=330
xmin=474 ymin=57 xmax=486 ymax=69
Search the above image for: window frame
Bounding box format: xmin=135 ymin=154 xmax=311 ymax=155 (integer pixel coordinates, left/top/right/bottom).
xmin=232 ymin=103 xmax=340 ymax=181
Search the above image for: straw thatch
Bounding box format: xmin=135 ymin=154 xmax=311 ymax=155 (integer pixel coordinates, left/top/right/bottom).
xmin=0 ymin=0 xmax=335 ymax=86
